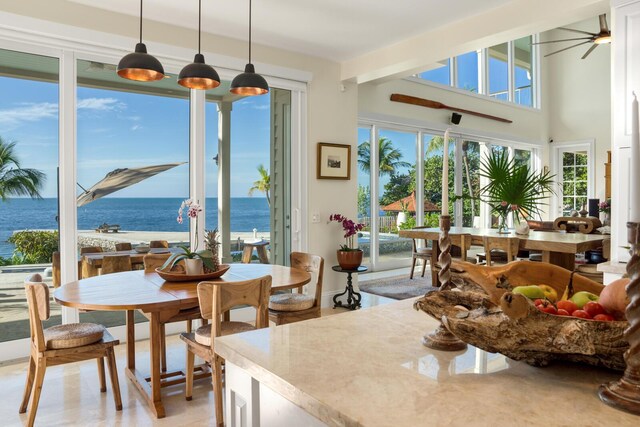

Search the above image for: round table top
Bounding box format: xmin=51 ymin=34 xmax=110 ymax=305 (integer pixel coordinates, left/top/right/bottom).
xmin=54 ymin=263 xmax=311 ymax=312
xmin=332 ymin=265 xmax=368 ymax=274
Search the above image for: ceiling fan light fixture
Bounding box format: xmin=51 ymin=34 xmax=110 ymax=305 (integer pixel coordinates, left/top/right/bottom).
xmin=178 ymin=0 xmax=221 ymax=90
xmin=117 ymin=0 xmax=164 ymax=82
xmin=595 ymin=35 xmax=612 ymax=44
xmin=231 ymin=0 xmax=269 ymax=96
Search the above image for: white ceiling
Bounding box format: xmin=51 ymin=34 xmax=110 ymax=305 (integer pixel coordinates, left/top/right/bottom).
xmin=69 ymin=0 xmax=515 ymax=61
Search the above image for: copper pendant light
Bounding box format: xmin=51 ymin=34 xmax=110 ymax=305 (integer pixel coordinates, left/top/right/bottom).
xmin=230 ymin=0 xmax=269 ymax=95
xmin=117 ymin=0 xmax=165 ymax=82
xmin=178 ymin=0 xmax=221 ymax=89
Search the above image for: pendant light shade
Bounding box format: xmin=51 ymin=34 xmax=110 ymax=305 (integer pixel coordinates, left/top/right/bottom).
xmin=178 ymin=0 xmax=221 ymax=89
xmin=117 ymin=0 xmax=165 ymax=82
xmin=230 ymin=0 xmax=269 ymax=96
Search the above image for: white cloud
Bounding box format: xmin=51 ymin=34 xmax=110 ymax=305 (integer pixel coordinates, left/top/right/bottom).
xmin=131 ymin=124 xmax=142 ymax=131
xmin=77 ymin=97 xmax=124 ymax=111
xmin=0 ymin=102 xmax=58 ymax=128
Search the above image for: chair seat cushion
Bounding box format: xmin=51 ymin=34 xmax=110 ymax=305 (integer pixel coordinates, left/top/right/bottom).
xmin=268 ymin=293 xmax=315 ymax=312
xmin=43 ymin=323 xmax=105 ymax=349
xmin=194 ymin=322 xmax=255 ymax=347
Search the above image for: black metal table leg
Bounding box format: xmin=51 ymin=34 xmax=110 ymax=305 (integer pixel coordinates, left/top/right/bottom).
xmin=333 ymin=271 xmax=362 ymax=310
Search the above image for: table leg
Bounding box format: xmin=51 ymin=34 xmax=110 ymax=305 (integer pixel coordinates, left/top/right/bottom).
xmin=126 ymin=310 xmax=135 ymax=370
xmin=241 ymin=246 xmax=252 ymax=263
xmin=149 ymin=312 xmax=164 ymax=418
xmin=431 ymin=239 xmax=439 ymax=287
xmin=257 ymin=246 xmax=269 ymax=264
xmin=548 ymin=252 xmax=576 ymax=270
xmin=332 ymin=272 xmax=362 ymax=310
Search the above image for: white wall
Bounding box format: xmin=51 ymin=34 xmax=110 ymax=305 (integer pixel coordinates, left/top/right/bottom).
xmin=541 ymin=17 xmax=611 ymax=202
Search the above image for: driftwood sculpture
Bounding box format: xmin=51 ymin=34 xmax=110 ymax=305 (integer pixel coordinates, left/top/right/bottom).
xmin=415 ymin=261 xmax=629 ymax=370
xmin=553 ymin=216 xmax=603 ymax=234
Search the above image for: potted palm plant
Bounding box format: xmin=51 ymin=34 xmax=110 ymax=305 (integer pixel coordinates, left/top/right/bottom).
xmin=479 ymin=150 xmax=555 ymax=233
xmin=329 ymin=214 xmax=364 ymax=269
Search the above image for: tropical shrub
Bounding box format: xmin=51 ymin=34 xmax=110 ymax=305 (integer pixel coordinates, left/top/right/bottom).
xmin=8 ymin=230 xmax=59 ymax=264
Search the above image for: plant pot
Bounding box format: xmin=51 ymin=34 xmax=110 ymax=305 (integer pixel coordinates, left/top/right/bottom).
xmin=184 ymin=258 xmax=203 ymax=275
xmin=337 ymin=250 xmax=363 ymax=270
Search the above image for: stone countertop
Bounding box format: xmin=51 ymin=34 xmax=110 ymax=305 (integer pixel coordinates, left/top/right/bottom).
xmin=597 ymin=260 xmax=627 ymax=275
xmin=215 ymin=298 xmax=638 ymax=427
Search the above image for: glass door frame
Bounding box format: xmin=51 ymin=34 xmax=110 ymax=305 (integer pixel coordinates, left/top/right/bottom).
xmin=550 ymin=139 xmax=596 ymax=218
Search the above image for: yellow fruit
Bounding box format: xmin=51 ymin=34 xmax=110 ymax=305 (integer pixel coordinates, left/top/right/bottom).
xmin=537 ymin=284 xmax=558 ymax=302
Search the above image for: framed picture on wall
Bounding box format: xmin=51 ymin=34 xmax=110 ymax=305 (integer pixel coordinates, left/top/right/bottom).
xmin=317 ymin=143 xmax=351 ymax=180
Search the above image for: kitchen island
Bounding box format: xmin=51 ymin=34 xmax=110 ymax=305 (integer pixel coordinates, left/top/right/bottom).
xmin=214 ymin=298 xmax=638 ymax=426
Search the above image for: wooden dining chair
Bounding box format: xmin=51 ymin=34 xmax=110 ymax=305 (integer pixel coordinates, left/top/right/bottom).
xmin=80 ymin=246 xmax=103 ymax=279
xmin=20 ymin=274 xmax=121 ymax=427
xmin=101 ymin=255 xmax=132 ymax=275
xmin=483 ymin=236 xmax=520 ymax=266
xmin=142 ymin=252 xmax=201 ymax=372
xmin=52 ymin=251 xmax=82 ymax=288
xmin=450 ymin=234 xmax=476 ymax=263
xmin=115 ymin=242 xmax=132 ymax=251
xmin=410 ymin=239 xmax=432 ymax=279
xmin=268 ymin=252 xmax=324 ymax=325
xmin=181 ymin=275 xmax=272 ymax=427
xmin=150 ymin=240 xmax=169 ymax=249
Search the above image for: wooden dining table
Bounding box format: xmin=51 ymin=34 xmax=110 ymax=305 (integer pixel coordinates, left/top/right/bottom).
xmin=54 ymin=263 xmax=311 ymax=419
xmin=399 ymin=227 xmax=606 ymax=286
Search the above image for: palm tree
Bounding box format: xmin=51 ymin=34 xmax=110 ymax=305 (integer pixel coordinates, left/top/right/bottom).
xmin=0 ymin=137 xmax=45 ymax=201
xmin=358 ymin=137 xmax=411 ymax=177
xmin=248 ymin=164 xmax=270 ymax=206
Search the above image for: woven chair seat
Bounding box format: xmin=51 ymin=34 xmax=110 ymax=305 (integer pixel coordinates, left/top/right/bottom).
xmin=269 ymin=293 xmax=315 ymax=312
xmin=413 ymin=248 xmax=432 ymax=258
xmin=194 ymin=322 xmax=255 ymax=347
xmin=43 ymin=322 xmax=105 ymax=349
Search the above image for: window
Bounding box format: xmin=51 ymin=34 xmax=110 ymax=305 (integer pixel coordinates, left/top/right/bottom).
xmin=461 ymin=141 xmax=480 ymax=226
xmin=416 ymin=59 xmax=450 ymax=86
xmin=413 ymin=35 xmax=539 ymax=108
xmin=561 ymin=151 xmax=589 ymax=216
xmin=357 ymin=127 xmax=372 ymax=266
xmin=455 ymin=51 xmax=479 ymax=93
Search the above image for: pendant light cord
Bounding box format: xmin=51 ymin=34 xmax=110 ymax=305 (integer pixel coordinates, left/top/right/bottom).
xmin=248 ymin=0 xmax=252 ymax=63
xmin=139 ymin=0 xmax=143 ymax=44
xmin=198 ymin=0 xmax=202 ymax=54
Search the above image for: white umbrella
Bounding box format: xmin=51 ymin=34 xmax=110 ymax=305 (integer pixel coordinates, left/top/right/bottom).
xmin=76 ymin=162 xmax=186 ymax=207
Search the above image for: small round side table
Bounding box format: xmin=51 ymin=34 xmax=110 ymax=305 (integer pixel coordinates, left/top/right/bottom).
xmin=332 ymin=265 xmax=368 ymax=310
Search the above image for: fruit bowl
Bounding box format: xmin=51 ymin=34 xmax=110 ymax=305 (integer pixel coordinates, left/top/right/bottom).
xmin=155 ymin=264 xmax=230 ymax=282
xmin=414 ymin=261 xmax=629 ymax=371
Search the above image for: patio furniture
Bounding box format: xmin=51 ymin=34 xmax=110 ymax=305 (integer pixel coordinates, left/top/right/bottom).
xmin=181 ymin=275 xmax=272 ymax=427
xmin=51 ymin=252 xmax=81 ymax=288
xmin=410 ymin=239 xmax=432 ymax=279
xmin=101 ymin=255 xmax=132 ymax=275
xmin=150 ymin=240 xmax=169 ymax=249
xmin=142 ymin=253 xmax=172 ymax=273
xmin=269 ymin=252 xmax=324 ymax=325
xmin=482 ymin=236 xmax=520 ymax=266
xmin=115 ymin=242 xmax=133 ymax=251
xmin=80 ymin=246 xmax=103 ymax=279
xmin=21 ymin=273 xmax=121 ymax=427
xmin=53 ymin=265 xmax=311 ymax=419
xmin=241 ymin=240 xmax=269 ymax=263
xmin=95 ymin=223 xmax=120 ymax=233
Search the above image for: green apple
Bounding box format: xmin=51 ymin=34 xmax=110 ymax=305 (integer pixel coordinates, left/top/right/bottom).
xmin=569 ymin=291 xmax=599 ymax=309
xmin=512 ymin=285 xmax=546 ymax=300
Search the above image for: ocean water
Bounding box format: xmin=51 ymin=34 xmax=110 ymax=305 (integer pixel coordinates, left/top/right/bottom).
xmin=0 ymin=197 xmax=270 ymax=258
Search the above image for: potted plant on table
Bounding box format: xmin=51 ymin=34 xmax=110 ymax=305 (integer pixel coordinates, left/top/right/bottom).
xmin=161 ymin=199 xmax=217 ymax=275
xmin=599 ymin=199 xmax=611 ymax=226
xmin=479 ymin=150 xmax=555 ymax=233
xmin=329 ymin=213 xmax=364 ymax=270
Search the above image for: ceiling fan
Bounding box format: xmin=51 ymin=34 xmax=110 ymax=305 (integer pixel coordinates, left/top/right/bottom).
xmin=533 ymin=14 xmax=612 ymax=59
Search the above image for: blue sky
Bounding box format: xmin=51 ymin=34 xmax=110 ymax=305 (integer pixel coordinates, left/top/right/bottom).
xmin=0 ymin=75 xmax=271 ymax=199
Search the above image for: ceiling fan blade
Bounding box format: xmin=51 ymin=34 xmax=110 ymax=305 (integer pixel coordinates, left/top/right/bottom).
xmin=557 ymin=27 xmax=597 ymax=36
xmin=532 ymin=37 xmax=592 ymax=45
xmin=599 ymin=14 xmax=609 ymax=33
xmin=581 ymin=43 xmax=599 ymax=59
xmin=544 ymin=40 xmax=592 ymax=57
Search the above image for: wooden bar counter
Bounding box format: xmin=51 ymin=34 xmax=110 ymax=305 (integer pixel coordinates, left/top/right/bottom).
xmin=215 ymin=298 xmax=638 ymax=426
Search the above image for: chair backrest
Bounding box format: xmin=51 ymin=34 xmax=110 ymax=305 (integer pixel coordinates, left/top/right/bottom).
xmin=143 ymin=253 xmax=172 ymax=273
xmin=450 ymin=234 xmax=472 ymax=260
xmin=101 ymin=255 xmax=132 ymax=275
xmin=197 ymin=276 xmax=272 ymax=347
xmin=150 ymin=240 xmax=169 ymax=249
xmin=290 ymin=252 xmax=324 ymax=306
xmin=115 ymin=242 xmax=132 ymax=251
xmin=24 ymin=274 xmax=48 ymax=352
xmin=80 ymin=246 xmax=103 ymax=255
xmin=483 ymin=236 xmax=520 ymax=266
xmin=52 ymin=251 xmax=61 ymax=288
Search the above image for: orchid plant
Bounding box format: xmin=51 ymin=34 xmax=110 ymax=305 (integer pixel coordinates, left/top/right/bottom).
xmin=598 ymin=199 xmax=611 ymax=214
xmin=329 ymin=214 xmax=364 ymax=251
xmin=161 ymin=199 xmax=217 ymax=272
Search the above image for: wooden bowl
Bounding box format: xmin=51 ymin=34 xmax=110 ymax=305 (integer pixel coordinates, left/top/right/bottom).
xmin=415 ymin=261 xmax=629 ymax=371
xmin=155 ymin=264 xmax=230 ymax=282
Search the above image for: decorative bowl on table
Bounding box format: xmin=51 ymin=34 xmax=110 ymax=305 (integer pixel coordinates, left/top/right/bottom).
xmin=155 ymin=264 xmax=230 ymax=282
xmin=414 ymin=261 xmax=629 ymax=371
xmin=135 ymin=245 xmax=151 ymax=253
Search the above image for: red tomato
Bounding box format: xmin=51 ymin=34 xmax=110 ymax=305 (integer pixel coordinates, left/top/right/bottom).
xmin=593 ymin=313 xmax=615 ymax=322
xmin=583 ymin=301 xmax=606 ymax=317
xmin=556 ymin=309 xmax=570 ymax=316
xmin=534 ymin=299 xmax=545 ymax=307
xmin=557 ymin=300 xmax=578 ymax=314
xmin=541 ymin=305 xmax=557 ymax=315
xmin=572 ymin=310 xmax=592 ymax=319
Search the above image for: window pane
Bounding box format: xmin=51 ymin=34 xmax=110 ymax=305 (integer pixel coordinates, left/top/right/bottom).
xmin=461 ymin=141 xmax=480 ymax=226
xmin=559 ymin=150 xmax=589 ymax=216
xmin=514 ymin=149 xmax=531 ymax=168
xmin=423 ymin=134 xmax=454 ymax=221
xmin=0 ymin=49 xmax=60 ymax=342
xmin=514 ymin=36 xmax=533 ymax=106
xmin=456 ymin=51 xmax=479 ymax=93
xmin=417 ymin=59 xmax=451 ymax=86
xmin=488 ymin=43 xmax=508 ymax=100
xmin=357 ymin=127 xmax=371 ymax=266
